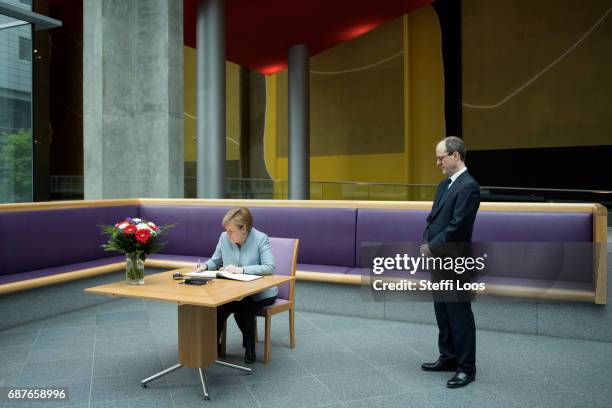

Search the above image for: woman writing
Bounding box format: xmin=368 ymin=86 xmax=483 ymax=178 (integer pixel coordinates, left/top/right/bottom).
xmin=200 ymin=207 xmax=276 ymax=363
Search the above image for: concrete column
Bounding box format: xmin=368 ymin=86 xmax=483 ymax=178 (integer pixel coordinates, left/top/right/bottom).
xmin=288 ymin=43 xmax=310 ymax=200
xmin=196 ymin=0 xmax=225 ymax=198
xmin=83 ymin=0 xmax=184 ymax=199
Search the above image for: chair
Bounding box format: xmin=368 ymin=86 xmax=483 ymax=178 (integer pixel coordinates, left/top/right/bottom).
xmin=257 ymin=237 xmax=299 ymax=363
xmin=219 ymin=237 xmax=299 ymax=364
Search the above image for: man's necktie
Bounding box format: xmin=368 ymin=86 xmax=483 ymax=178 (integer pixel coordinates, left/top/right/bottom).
xmin=437 ymin=178 xmax=452 ymax=203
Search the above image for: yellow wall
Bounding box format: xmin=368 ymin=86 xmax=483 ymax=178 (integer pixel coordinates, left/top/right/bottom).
xmin=406 ymin=7 xmax=446 ymax=189
xmin=462 ymin=0 xmax=612 ymax=150
xmin=263 ymin=5 xmax=445 ymax=199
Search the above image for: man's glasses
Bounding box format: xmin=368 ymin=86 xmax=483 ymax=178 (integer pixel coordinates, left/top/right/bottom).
xmin=436 ymin=153 xmax=452 ymax=162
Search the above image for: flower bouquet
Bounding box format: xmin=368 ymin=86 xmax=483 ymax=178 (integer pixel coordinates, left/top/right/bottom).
xmin=100 ymin=217 xmax=174 ymax=284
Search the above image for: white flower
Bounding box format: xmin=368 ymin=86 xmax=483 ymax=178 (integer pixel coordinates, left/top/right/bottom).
xmin=133 ymin=218 xmax=142 ymax=223
xmin=148 ymin=221 xmax=157 ymax=228
xmin=118 ymin=222 xmax=129 ymax=229
xmin=136 ymin=223 xmax=150 ymax=231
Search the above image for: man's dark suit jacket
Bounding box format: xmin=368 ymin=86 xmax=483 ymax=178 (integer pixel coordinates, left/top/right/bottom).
xmin=424 ymin=170 xmax=480 ymax=260
xmin=423 ymin=170 xmax=480 ymax=373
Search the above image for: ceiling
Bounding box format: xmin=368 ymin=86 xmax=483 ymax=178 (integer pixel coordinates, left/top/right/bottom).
xmin=183 ymin=0 xmax=433 ymax=74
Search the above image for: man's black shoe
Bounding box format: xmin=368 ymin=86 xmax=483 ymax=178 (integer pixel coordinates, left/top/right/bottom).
xmin=446 ymin=372 xmax=475 ymax=388
xmin=421 ymin=359 xmax=457 ymax=372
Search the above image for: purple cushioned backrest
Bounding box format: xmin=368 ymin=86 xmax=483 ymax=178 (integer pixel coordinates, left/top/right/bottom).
xmin=356 ymin=209 xmax=429 ymax=266
xmin=0 ymin=205 xmax=138 ymax=276
xmin=470 ymin=241 xmax=593 ymax=282
xmin=356 ymin=209 xmax=593 ymax=282
xmin=250 ymin=207 xmax=356 ymax=267
xmin=138 ymin=205 xmax=228 ymax=256
xmin=357 ymin=209 xmax=592 ymax=246
xmin=472 ymin=211 xmax=592 ymax=242
xmin=141 ymin=205 xmax=356 ymax=269
xmin=472 ymin=212 xmax=593 ymax=282
xmin=269 ymin=237 xmax=298 ymax=300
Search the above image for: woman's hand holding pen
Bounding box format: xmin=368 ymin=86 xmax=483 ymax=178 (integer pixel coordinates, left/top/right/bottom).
xmin=195 ymin=259 xmax=207 ymax=272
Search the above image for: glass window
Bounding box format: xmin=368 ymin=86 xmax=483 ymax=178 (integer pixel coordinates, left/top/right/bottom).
xmin=0 ymin=16 xmax=33 ymax=203
xmin=18 ymin=36 xmax=31 ymax=61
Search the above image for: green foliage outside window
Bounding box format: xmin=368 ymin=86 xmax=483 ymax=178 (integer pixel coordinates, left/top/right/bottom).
xmin=0 ymin=129 xmax=33 ymax=203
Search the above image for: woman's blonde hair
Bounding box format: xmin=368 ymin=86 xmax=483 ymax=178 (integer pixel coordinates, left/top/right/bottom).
xmin=222 ymin=207 xmax=253 ymax=231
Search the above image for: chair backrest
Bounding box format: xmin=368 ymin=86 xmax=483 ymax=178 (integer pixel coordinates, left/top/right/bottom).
xmin=268 ymin=237 xmax=299 ymax=301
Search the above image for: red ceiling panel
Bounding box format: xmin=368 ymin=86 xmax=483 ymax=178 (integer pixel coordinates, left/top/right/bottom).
xmin=184 ymin=0 xmax=433 ymax=74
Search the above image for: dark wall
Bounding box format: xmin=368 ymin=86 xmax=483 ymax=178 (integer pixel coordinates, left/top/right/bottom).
xmin=433 ymin=0 xmax=462 ymax=137
xmin=47 ymin=0 xmax=83 ymax=177
xmin=468 ymin=145 xmax=612 ymax=190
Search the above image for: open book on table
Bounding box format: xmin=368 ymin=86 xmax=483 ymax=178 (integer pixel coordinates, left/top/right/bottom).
xmin=186 ymin=270 xmax=262 ymax=282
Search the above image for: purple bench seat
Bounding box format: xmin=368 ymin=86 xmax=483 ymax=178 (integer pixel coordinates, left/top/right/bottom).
xmin=297 ymin=264 xmax=351 ymax=274
xmin=0 ymin=205 xmax=138 ymax=286
xmin=0 ymin=200 xmax=603 ymax=303
xmin=473 ymin=275 xmax=594 ymax=292
xmin=345 ymin=268 xmax=594 ymax=295
xmin=0 ymin=256 xmax=125 ymax=285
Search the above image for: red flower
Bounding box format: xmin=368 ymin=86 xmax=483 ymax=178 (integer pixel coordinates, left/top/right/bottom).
xmin=135 ymin=229 xmax=151 ymax=244
xmin=123 ymin=224 xmax=137 ymax=234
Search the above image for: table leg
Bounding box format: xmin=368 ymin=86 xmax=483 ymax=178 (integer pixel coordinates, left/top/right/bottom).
xmin=141 ymin=304 xmax=251 ymax=400
xmin=178 ymin=304 xmax=218 ymax=368
xmin=198 ymin=368 xmax=210 ymax=400
xmin=214 ymin=359 xmax=252 ymax=374
xmin=141 ymin=364 xmax=182 ymax=387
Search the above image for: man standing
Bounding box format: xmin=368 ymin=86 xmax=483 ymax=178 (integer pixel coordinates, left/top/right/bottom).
xmin=420 ymin=136 xmax=480 ymax=388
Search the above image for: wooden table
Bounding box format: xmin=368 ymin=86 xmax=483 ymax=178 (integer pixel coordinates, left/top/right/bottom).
xmin=85 ymin=268 xmax=294 ymax=399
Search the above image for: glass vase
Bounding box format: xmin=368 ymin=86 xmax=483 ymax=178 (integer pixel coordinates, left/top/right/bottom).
xmin=126 ymin=253 xmax=145 ymax=285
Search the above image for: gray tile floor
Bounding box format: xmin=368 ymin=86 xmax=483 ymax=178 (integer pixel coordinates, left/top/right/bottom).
xmin=1 ymin=298 xmax=612 ymax=408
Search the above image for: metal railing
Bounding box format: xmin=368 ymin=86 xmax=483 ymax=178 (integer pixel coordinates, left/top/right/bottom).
xmin=47 ymin=175 xmax=612 ymax=207
xmin=50 ymin=175 xmax=83 ymax=196
xmin=197 ymin=178 xmax=612 ymax=205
